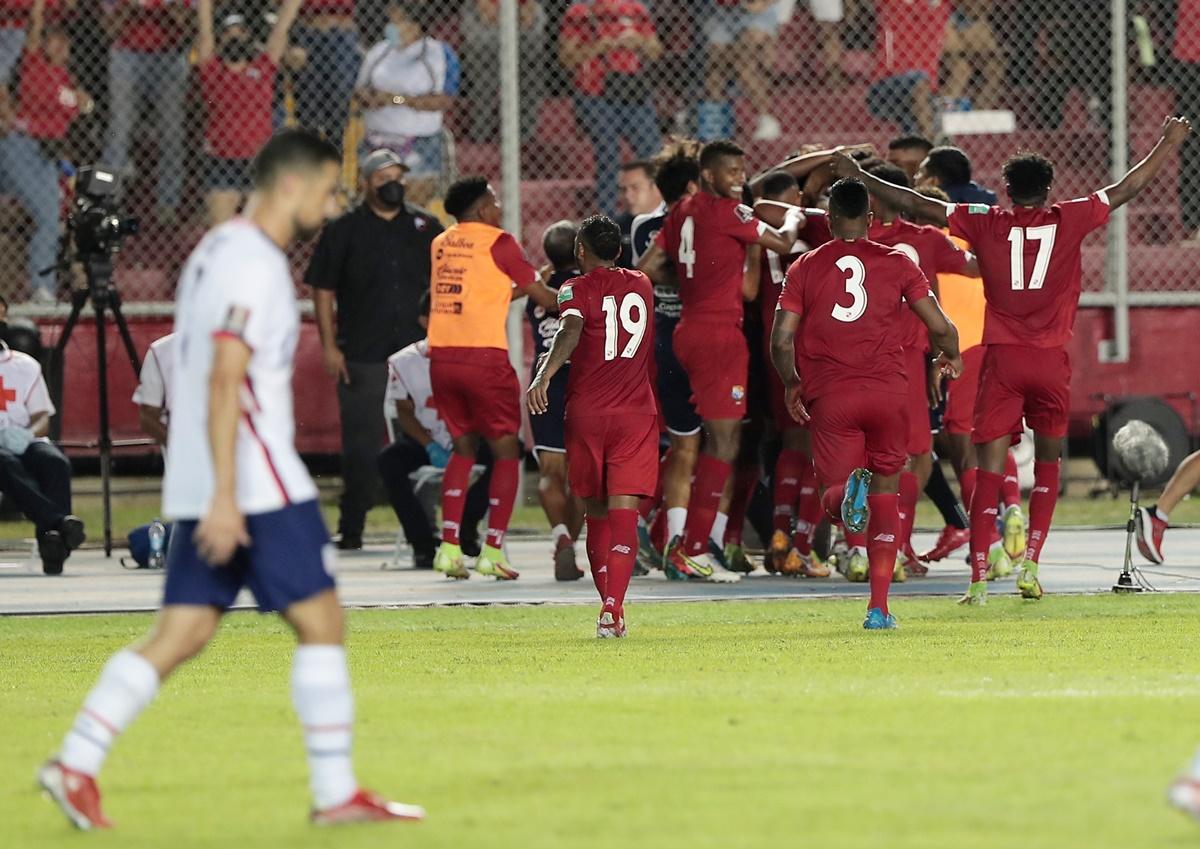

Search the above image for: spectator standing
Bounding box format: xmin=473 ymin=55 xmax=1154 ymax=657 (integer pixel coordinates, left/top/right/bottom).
xmin=559 ymin=0 xmax=663 ymax=217
xmin=941 ymin=0 xmax=1003 ymax=111
xmin=355 ymin=2 xmax=459 ymax=207
xmin=306 ymin=148 xmax=443 ymax=549
xmin=196 ymin=0 xmax=304 ymax=225
xmin=291 ymin=0 xmax=359 ymax=145
xmin=699 ymin=0 xmax=783 ymax=142
xmin=0 ymin=0 xmax=91 ymax=303
xmin=615 ymin=158 xmax=662 ymax=266
xmin=915 ymin=145 xmax=996 ymax=203
xmin=100 ymin=0 xmax=189 ymax=224
xmin=132 ymin=332 xmax=176 ymax=446
xmin=811 ymin=0 xmax=846 ymax=86
xmin=0 ymin=0 xmax=69 ymax=127
xmin=459 ymin=0 xmax=545 ymax=144
xmin=865 ymin=0 xmax=950 ymax=140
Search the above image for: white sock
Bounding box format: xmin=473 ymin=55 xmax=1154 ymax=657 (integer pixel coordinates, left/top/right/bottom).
xmin=1156 ymin=506 xmax=1171 ymax=524
xmin=710 ymin=512 xmax=728 ymax=547
xmin=667 ymin=507 xmax=687 ymax=541
xmin=60 ymin=650 xmax=159 ymax=776
xmin=550 ymin=523 xmax=570 ymax=543
xmin=292 ymin=645 xmax=358 ymax=810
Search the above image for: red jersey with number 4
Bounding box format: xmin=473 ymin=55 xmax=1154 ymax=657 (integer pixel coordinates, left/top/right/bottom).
xmin=779 ymin=238 xmax=933 ymax=402
xmin=759 ymin=208 xmax=833 ymax=327
xmin=557 ymin=267 xmax=656 ymax=418
xmin=868 ymin=217 xmax=970 ymax=349
xmin=656 ymin=192 xmax=765 ymax=324
xmin=947 ymin=193 xmax=1110 ymax=348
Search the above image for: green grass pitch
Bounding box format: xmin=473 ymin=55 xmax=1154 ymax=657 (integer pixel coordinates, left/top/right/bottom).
xmin=5 ymin=596 xmax=1200 ymax=849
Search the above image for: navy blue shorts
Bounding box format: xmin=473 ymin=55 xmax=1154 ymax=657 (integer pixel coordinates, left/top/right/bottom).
xmin=654 ymin=314 xmax=701 ymax=436
xmin=530 ymin=364 xmax=568 ymax=457
xmin=163 ymin=500 xmax=335 ymax=613
xmin=866 ymin=71 xmax=931 ymax=132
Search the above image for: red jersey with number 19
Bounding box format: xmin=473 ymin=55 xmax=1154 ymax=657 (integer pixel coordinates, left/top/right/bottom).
xmin=779 ymin=238 xmax=933 ymax=402
xmin=947 ymin=192 xmax=1110 ymax=348
xmin=557 ymin=267 xmax=656 ymax=419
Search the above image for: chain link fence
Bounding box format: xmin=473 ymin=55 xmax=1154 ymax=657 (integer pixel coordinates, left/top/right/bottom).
xmin=0 ymin=0 xmax=1197 ymax=311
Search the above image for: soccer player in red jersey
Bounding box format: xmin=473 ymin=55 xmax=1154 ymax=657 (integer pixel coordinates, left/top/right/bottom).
xmin=528 ymin=216 xmax=657 ymax=637
xmin=639 ymin=140 xmax=805 ymax=581
xmin=770 ymin=178 xmax=962 ymax=629
xmin=836 ymin=115 xmax=1192 ymax=604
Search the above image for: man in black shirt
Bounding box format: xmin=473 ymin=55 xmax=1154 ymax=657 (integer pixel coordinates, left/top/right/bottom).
xmin=306 ymin=149 xmax=444 ymax=549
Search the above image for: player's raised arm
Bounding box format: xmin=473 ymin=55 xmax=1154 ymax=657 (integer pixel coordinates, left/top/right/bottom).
xmin=1103 ymin=116 xmax=1191 ymax=209
xmin=755 ymin=204 xmax=807 ymax=256
xmin=528 ymin=313 xmax=582 ymax=416
xmin=195 ymin=336 xmax=252 ymax=565
xmin=830 ymin=152 xmax=951 ymax=227
xmin=748 ymin=143 xmax=875 ymax=196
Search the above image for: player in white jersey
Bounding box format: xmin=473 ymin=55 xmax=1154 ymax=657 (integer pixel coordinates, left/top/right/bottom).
xmin=132 ymin=332 xmax=176 ymax=446
xmin=39 ymin=130 xmax=423 ymax=830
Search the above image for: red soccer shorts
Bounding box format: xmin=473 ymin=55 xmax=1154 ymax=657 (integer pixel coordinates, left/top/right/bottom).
xmin=429 ymin=349 xmax=521 ymax=441
xmin=808 ymin=390 xmax=908 ymax=488
xmin=972 ymin=343 xmax=1071 ymax=443
xmin=903 ymin=345 xmax=932 ymax=455
xmin=565 ymin=413 xmax=659 ymax=500
xmin=672 ymin=318 xmax=748 ymax=422
xmin=943 ymin=345 xmax=985 ymax=436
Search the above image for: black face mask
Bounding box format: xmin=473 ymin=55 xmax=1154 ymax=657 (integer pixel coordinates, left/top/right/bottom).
xmin=219 ymin=38 xmax=255 ymax=62
xmin=376 ymin=180 xmax=406 ymax=209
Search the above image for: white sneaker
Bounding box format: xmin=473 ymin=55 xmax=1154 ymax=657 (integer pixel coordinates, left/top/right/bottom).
xmin=753 ymin=113 xmax=783 ymax=141
xmin=596 ymin=610 xmax=626 ymax=638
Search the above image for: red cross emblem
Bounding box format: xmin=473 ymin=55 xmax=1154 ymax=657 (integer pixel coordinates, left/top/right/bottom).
xmin=0 ymin=377 xmax=15 ymax=411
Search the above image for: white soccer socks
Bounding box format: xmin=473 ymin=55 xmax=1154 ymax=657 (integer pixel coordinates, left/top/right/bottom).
xmin=60 ymin=650 xmax=160 ymax=776
xmin=291 ymin=645 xmax=357 ymax=810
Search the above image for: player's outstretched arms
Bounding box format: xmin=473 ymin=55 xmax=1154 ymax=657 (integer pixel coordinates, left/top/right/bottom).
xmin=195 ymin=337 xmax=252 ymax=566
xmin=829 ymin=152 xmax=950 ymax=227
xmin=748 ymin=143 xmax=876 ymax=196
xmin=528 ymin=315 xmax=582 ymax=415
xmin=769 ymin=308 xmax=810 ymax=424
xmin=1104 ymin=116 xmax=1191 ymax=209
xmin=911 ymin=296 xmax=963 ymax=379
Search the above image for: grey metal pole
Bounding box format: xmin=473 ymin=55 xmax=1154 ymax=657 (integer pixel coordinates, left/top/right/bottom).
xmin=1104 ymin=0 xmax=1131 ymax=363
xmin=499 ymin=0 xmax=524 ymax=379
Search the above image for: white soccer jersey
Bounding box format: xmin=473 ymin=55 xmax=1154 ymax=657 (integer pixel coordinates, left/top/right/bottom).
xmin=385 ymin=339 xmax=450 ymax=450
xmin=131 ymin=332 xmax=177 ymax=415
xmin=0 ymin=347 xmax=54 ymax=429
xmin=163 ymin=220 xmax=317 ymax=520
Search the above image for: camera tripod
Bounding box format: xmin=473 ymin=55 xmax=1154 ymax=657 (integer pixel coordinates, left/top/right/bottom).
xmin=48 ymin=254 xmax=142 ymax=556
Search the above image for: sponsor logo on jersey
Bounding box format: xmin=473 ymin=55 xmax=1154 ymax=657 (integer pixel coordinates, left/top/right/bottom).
xmin=966 ymin=203 xmax=989 ymax=214
xmin=731 ymin=384 xmax=745 ymax=402
xmin=557 ymin=285 xmax=574 ymax=305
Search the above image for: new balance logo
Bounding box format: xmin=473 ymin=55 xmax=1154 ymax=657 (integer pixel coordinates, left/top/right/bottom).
xmin=1033 ymin=486 xmax=1051 ymax=494
xmin=873 ymin=533 xmax=895 ymax=543
xmin=445 ymin=488 xmax=463 ymax=497
xmin=781 ymin=476 xmax=798 ymax=486
xmin=613 ymin=544 xmax=631 ymax=554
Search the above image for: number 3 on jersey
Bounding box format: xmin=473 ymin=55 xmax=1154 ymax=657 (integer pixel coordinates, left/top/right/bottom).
xmin=832 ymin=256 xmax=867 ymax=323
xmin=601 ymin=292 xmax=648 ymax=361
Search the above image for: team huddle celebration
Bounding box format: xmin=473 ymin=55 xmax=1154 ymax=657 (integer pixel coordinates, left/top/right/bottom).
xmin=7 ymin=0 xmax=1200 ymax=845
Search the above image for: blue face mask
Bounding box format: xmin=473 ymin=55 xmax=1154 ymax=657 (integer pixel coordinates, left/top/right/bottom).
xmin=384 ymin=23 xmax=401 ymax=46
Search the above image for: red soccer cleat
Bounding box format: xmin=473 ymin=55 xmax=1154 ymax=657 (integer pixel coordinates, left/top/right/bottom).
xmin=1136 ymin=506 xmax=1167 ymax=565
xmin=311 ymin=789 xmax=425 ymax=826
xmin=919 ymin=526 xmax=970 ymax=562
xmin=37 ymin=760 xmax=113 ymax=830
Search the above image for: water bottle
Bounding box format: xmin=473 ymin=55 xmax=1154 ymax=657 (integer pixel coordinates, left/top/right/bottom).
xmin=148 ymin=520 xmax=166 ymax=569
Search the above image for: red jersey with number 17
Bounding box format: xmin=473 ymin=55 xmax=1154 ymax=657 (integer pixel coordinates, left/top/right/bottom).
xmin=947 ymin=192 xmax=1110 ymax=348
xmin=557 ymin=267 xmax=656 ymax=419
xmin=779 ymin=238 xmax=933 ymax=402
xmin=655 ymin=191 xmax=766 ymax=324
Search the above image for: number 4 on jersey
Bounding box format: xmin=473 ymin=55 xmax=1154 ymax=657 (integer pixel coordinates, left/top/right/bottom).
xmin=600 ymin=292 xmax=648 ymax=361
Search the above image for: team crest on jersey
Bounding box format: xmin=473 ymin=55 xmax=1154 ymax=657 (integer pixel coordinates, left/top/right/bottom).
xmin=557 ymin=285 xmax=574 ymax=305
xmin=731 ymin=384 xmax=745 ymax=402
xmin=734 ymin=204 xmax=755 ymax=224
xmin=966 ymin=203 xmax=989 ymax=214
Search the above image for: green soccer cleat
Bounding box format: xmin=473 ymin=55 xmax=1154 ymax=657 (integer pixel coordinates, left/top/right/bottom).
xmin=844 ymin=547 xmax=869 ymax=583
xmin=891 ymin=555 xmax=907 ymax=584
xmin=723 ymin=542 xmax=755 ymax=573
xmin=985 ymin=543 xmax=1013 ymax=581
xmin=1001 ymin=505 xmax=1027 ymax=563
xmin=475 ymin=545 xmax=519 ymax=580
xmin=958 ymin=580 xmax=988 ymax=605
xmin=433 ymin=542 xmax=470 ymax=580
xmin=1016 ymin=559 xmax=1043 ymax=599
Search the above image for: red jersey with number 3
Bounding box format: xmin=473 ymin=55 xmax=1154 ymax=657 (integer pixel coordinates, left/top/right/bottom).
xmin=656 ymin=192 xmax=766 ymax=324
xmin=868 ymin=217 xmax=971 ymax=349
xmin=557 ymin=267 xmax=656 ymax=418
xmin=779 ymin=238 xmax=933 ymax=402
xmin=947 ymin=193 xmax=1110 ymax=348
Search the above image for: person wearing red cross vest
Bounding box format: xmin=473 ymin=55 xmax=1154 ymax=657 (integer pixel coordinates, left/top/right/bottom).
xmin=0 ymin=317 xmax=84 ymax=574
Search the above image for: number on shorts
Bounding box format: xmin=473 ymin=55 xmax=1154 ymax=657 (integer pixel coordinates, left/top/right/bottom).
xmin=678 ymin=216 xmax=697 ymax=279
xmin=601 ymin=292 xmax=648 ymax=361
xmin=831 ymin=256 xmax=868 ymax=323
xmin=1007 ymin=225 xmax=1057 ymax=290
xmin=767 ymin=250 xmax=785 ymax=285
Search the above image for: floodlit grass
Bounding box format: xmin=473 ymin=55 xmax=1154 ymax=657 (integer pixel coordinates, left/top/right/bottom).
xmin=6 ymin=596 xmax=1200 ymax=848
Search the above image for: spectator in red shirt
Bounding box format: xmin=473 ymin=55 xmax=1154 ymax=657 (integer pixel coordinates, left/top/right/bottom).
xmin=101 ymin=0 xmax=189 ymax=225
xmin=0 ymin=0 xmax=69 ymax=133
xmin=559 ymin=0 xmax=663 ymax=217
xmin=864 ymin=0 xmax=951 ymax=140
xmin=196 ymin=0 xmax=302 ymax=224
xmin=0 ymin=0 xmax=91 ymax=302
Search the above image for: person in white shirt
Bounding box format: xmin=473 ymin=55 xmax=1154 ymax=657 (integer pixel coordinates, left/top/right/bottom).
xmin=40 ymin=129 xmax=424 ymax=831
xmin=131 ymin=332 xmax=176 ymax=446
xmin=0 ymin=344 xmax=83 ymax=575
xmin=377 ymin=292 xmax=489 ymax=568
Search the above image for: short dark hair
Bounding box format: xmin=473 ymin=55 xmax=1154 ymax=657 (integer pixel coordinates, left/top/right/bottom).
xmin=699 ymin=140 xmax=745 ymax=171
xmin=250 ymin=128 xmax=340 ymax=189
xmin=418 ymin=289 xmax=430 ymax=316
xmin=888 ymin=134 xmax=934 ymax=154
xmin=759 ymin=169 xmax=799 ymax=199
xmin=542 ymin=219 xmax=579 ymax=271
xmin=620 ymin=160 xmax=656 ymax=180
xmin=828 ymin=178 xmax=870 ymax=220
xmin=654 ymin=139 xmax=701 ymax=204
xmin=443 ymin=176 xmax=491 ymax=219
xmin=865 ymin=162 xmax=911 ymax=190
xmin=1003 ymin=152 xmax=1055 ymax=203
xmin=577 ymin=214 xmax=622 ymax=262
xmin=923 ymin=146 xmax=972 ymax=186
xmin=916 ymin=185 xmax=951 ymax=204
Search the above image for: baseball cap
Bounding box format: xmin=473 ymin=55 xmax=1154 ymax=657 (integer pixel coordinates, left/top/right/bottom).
xmin=361 ymin=149 xmax=408 ymax=178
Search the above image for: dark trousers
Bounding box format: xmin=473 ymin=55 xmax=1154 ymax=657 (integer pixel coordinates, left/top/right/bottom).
xmin=0 ymin=441 xmax=72 ymax=534
xmin=336 ymin=361 xmax=389 ymax=537
xmin=377 ymin=437 xmax=491 ymax=552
